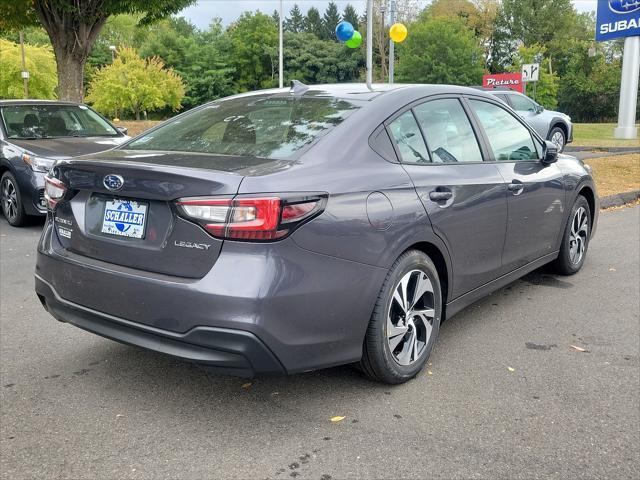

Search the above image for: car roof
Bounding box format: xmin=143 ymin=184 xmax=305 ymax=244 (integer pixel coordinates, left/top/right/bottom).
xmin=0 ymin=99 xmax=83 ymax=106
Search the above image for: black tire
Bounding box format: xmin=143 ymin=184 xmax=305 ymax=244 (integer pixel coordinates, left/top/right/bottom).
xmin=1 ymin=172 xmax=27 ymax=227
xmin=548 ymin=126 xmax=566 ymax=152
xmin=359 ymin=250 xmax=442 ymax=384
xmin=551 ymin=195 xmax=591 ymax=275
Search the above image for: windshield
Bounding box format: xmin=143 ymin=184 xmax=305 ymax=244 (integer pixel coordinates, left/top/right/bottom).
xmin=1 ymin=104 xmax=119 ymax=139
xmin=126 ymin=95 xmax=362 ymax=160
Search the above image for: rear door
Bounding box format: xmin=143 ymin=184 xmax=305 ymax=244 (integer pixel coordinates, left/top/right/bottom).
xmin=466 ymin=97 xmax=565 ymax=271
xmin=387 ymin=97 xmax=508 ymax=299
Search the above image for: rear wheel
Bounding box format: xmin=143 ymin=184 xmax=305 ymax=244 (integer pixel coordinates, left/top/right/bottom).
xmin=1 ymin=172 xmax=27 ymax=227
xmin=549 ymin=126 xmax=566 ymax=152
xmin=552 ymin=195 xmax=591 ymax=275
xmin=359 ymin=250 xmax=442 ymax=384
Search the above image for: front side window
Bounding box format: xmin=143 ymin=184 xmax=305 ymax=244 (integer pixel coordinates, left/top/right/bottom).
xmin=388 ymin=111 xmax=430 ymax=164
xmin=127 ymin=95 xmax=362 ymax=160
xmin=470 ymin=100 xmax=539 ymax=161
xmin=0 ymin=104 xmax=119 ymax=139
xmin=508 ymin=94 xmax=537 ymax=112
xmin=413 ymin=99 xmax=483 ymax=163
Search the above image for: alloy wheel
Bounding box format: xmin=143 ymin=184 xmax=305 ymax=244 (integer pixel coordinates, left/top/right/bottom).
xmin=551 ymin=131 xmax=565 ymax=150
xmin=569 ymin=206 xmax=588 ymax=265
xmin=387 ymin=269 xmax=435 ymax=366
xmin=1 ymin=177 xmax=18 ymax=222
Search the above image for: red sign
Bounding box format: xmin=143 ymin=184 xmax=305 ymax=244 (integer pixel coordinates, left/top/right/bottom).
xmin=482 ymin=73 xmax=523 ymax=93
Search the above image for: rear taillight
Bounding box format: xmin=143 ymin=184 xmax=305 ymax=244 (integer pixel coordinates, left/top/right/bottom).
xmin=44 ymin=176 xmax=67 ymax=209
xmin=176 ymin=194 xmax=326 ymax=241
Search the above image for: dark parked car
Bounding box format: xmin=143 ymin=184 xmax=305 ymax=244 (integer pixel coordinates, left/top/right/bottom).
xmin=0 ymin=100 xmax=129 ymax=226
xmin=35 ymin=84 xmax=598 ymax=384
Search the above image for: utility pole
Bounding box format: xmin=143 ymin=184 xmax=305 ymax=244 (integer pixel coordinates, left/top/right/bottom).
xmin=19 ymin=31 xmax=29 ymax=99
xmin=279 ymin=0 xmax=284 ymax=89
xmin=389 ymin=0 xmax=396 ymax=84
xmin=366 ymin=0 xmax=373 ymax=90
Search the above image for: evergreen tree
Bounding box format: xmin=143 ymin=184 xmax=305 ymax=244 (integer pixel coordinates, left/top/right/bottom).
xmin=343 ymin=4 xmax=360 ymax=29
xmin=322 ymin=2 xmax=341 ymax=40
xmin=304 ymin=7 xmax=324 ymax=38
xmin=284 ymin=4 xmax=304 ymax=33
xmin=272 ymin=10 xmax=280 ymax=26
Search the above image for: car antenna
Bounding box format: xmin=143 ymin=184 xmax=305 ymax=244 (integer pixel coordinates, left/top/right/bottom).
xmin=290 ymin=80 xmax=309 ymax=95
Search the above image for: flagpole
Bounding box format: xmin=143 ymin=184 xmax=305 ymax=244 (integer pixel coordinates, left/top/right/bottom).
xmin=366 ymin=0 xmax=373 ymax=90
xmin=279 ymin=0 xmax=284 ymax=88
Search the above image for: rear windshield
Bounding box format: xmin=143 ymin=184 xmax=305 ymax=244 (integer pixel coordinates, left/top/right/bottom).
xmin=126 ymin=95 xmax=362 ymax=160
xmin=1 ymin=104 xmax=119 ymax=139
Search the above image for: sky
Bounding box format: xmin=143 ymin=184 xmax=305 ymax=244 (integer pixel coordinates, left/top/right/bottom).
xmin=179 ymin=0 xmax=598 ymax=29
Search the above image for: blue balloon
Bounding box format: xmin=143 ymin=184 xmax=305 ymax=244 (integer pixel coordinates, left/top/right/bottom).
xmin=335 ymin=21 xmax=355 ymax=42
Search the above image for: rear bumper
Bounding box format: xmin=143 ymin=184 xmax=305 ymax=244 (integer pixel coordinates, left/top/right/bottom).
xmin=36 ymin=275 xmax=285 ymax=377
xmin=35 ymin=219 xmax=388 ymax=374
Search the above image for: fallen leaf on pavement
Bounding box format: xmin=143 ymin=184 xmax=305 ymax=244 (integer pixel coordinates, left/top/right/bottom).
xmin=427 ymin=370 xmax=433 ymax=375
xmin=507 ymin=367 xmax=515 ymax=372
xmin=330 ymin=416 xmax=345 ymax=422
xmin=241 ymin=382 xmax=252 ymax=389
xmin=569 ymin=345 xmax=587 ymax=352
xmin=609 ymin=268 xmax=616 ymax=272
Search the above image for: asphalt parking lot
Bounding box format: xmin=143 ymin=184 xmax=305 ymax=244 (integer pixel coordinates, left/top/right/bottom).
xmin=1 ymin=206 xmax=639 ymax=480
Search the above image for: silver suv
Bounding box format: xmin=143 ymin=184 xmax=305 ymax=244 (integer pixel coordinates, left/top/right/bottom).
xmin=486 ymin=89 xmax=573 ymax=152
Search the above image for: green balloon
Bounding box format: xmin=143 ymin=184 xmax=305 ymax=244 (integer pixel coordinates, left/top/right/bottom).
xmin=346 ymin=30 xmax=362 ymax=48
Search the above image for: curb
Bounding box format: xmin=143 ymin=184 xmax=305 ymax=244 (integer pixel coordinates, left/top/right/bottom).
xmin=600 ymin=190 xmax=640 ymax=209
xmin=565 ymin=146 xmax=640 ymax=153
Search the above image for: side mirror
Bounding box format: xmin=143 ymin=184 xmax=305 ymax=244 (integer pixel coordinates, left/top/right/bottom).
xmin=117 ymin=126 xmax=128 ymax=135
xmin=542 ymin=140 xmax=558 ymax=164
xmin=535 ymin=105 xmax=544 ymax=114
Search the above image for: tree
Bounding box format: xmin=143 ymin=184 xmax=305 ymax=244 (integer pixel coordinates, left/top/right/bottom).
xmin=396 ymin=16 xmax=484 ymax=86
xmin=0 ymin=39 xmax=57 ymax=99
xmin=508 ymin=45 xmax=559 ymax=109
xmin=0 ymin=0 xmax=195 ymax=102
xmin=322 ymin=2 xmax=341 ymax=40
xmin=558 ymin=48 xmax=625 ymax=122
xmin=86 ymin=46 xmax=184 ymax=119
xmin=427 ymin=0 xmax=499 ymax=68
xmin=285 ymin=4 xmax=305 ymax=33
xmin=343 ymin=4 xmax=360 ymax=29
xmin=284 ymin=32 xmax=364 ymax=84
xmin=139 ymin=17 xmax=234 ymax=108
xmin=272 ymin=10 xmax=280 ymax=26
xmin=227 ymin=12 xmax=278 ymax=91
xmin=304 ymin=7 xmax=324 ymax=38
xmin=490 ymin=0 xmax=580 ymax=72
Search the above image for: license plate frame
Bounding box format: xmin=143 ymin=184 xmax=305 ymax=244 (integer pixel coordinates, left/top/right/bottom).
xmin=101 ymin=198 xmax=148 ymax=239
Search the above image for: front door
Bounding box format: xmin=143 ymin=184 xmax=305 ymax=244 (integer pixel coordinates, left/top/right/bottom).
xmin=467 ymin=98 xmax=565 ymax=272
xmin=387 ymin=98 xmax=508 ymax=299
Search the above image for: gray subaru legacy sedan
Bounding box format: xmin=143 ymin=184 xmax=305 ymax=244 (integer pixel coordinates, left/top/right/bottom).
xmin=35 ymin=83 xmax=598 ymax=384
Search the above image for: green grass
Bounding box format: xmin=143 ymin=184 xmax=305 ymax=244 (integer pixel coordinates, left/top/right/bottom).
xmin=572 ymin=123 xmax=640 ymax=148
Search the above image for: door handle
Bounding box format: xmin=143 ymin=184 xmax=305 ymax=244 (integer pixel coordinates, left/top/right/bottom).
xmin=429 ymin=191 xmax=453 ymax=201
xmin=508 ymin=182 xmax=524 ymax=194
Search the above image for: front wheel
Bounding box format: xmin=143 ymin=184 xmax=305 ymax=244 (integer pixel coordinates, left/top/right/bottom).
xmin=552 ymin=195 xmax=591 ymax=275
xmin=549 ymin=126 xmax=566 ymax=152
xmin=1 ymin=172 xmax=27 ymax=227
xmin=359 ymin=250 xmax=442 ymax=384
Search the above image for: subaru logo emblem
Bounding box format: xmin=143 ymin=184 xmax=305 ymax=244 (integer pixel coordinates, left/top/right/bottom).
xmin=609 ymin=0 xmax=640 ymax=14
xmin=103 ymin=174 xmax=124 ymax=191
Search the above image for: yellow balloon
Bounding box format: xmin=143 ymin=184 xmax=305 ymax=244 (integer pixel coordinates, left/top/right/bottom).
xmin=389 ymin=23 xmax=408 ymax=43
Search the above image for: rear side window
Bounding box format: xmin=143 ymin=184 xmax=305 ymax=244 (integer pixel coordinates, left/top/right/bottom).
xmin=413 ymin=99 xmax=483 ymax=163
xmin=127 ymin=95 xmax=362 ymax=160
xmin=494 ymin=94 xmax=510 ymax=105
xmin=470 ymin=100 xmax=539 ymax=161
xmin=388 ymin=111 xmax=430 ymax=163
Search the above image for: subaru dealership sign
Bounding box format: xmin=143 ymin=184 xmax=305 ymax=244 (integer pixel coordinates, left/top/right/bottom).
xmin=596 ymin=0 xmax=640 ymax=42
